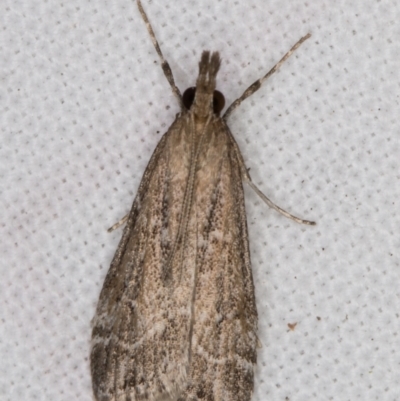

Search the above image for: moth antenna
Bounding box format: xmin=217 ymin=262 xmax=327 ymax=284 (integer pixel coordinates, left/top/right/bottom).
xmin=137 ymin=0 xmax=184 ymax=109
xmin=223 ymin=33 xmax=311 ymax=120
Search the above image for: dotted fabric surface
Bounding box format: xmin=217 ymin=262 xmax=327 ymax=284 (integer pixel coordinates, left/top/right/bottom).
xmin=1 ymin=0 xmax=399 ymax=400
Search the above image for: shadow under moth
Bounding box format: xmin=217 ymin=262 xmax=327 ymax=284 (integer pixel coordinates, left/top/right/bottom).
xmin=91 ymin=1 xmax=315 ymax=400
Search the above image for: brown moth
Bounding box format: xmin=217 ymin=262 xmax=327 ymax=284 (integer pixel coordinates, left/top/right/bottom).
xmin=90 ymin=1 xmax=314 ymax=400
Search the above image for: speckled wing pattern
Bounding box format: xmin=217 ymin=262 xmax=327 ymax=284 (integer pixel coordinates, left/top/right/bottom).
xmin=91 ymin=108 xmax=258 ymax=400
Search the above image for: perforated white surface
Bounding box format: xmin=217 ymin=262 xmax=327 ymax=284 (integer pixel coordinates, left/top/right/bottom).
xmin=1 ymin=0 xmax=399 ymax=400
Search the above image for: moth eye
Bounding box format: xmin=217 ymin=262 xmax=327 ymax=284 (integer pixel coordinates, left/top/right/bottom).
xmin=213 ymin=90 xmax=225 ymax=115
xmin=183 ymin=87 xmax=196 ymax=110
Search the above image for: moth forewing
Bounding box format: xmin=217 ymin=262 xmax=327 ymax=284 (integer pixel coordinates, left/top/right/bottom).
xmin=91 ymin=1 xmax=314 ymax=401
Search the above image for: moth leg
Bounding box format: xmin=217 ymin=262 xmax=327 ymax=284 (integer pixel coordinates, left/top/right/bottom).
xmin=223 ymin=33 xmax=311 ymax=120
xmin=107 ymin=214 xmax=129 ymax=232
xmin=243 ymin=176 xmax=315 ymax=225
xmin=137 ymin=0 xmax=184 ymax=109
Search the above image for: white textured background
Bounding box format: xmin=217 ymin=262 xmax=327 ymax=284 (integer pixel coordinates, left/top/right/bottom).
xmin=1 ymin=0 xmax=399 ymax=400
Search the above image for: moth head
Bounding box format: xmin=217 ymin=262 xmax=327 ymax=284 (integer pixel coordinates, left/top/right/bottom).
xmin=183 ymin=87 xmax=225 ymax=116
xmin=183 ymin=51 xmax=225 ymax=117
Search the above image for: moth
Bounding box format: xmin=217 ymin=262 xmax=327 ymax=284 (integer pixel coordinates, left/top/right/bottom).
xmin=91 ymin=1 xmax=315 ymax=400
